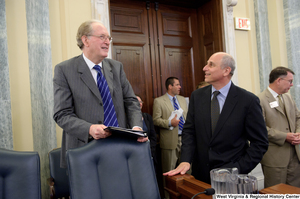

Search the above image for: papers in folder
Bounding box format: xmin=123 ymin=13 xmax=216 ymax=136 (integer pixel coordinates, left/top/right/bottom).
xmin=168 ymin=108 xmax=183 ymax=130
xmin=105 ymin=126 xmax=147 ymax=138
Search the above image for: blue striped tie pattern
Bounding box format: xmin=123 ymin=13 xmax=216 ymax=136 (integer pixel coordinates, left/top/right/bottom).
xmin=93 ymin=65 xmax=119 ymax=127
xmin=173 ymin=97 xmax=184 ymax=130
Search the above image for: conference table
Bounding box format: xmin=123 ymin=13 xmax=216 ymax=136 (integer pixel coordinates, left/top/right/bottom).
xmin=165 ymin=174 xmax=300 ymax=199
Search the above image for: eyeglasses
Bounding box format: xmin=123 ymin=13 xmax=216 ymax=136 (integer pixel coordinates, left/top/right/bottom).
xmin=138 ymin=101 xmax=143 ymax=104
xmin=87 ymin=34 xmax=113 ymax=42
xmin=280 ymin=78 xmax=293 ymax=84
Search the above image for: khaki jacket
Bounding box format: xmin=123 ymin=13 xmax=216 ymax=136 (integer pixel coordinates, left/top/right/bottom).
xmin=258 ymin=89 xmax=300 ymax=167
xmin=153 ymin=94 xmax=188 ymax=149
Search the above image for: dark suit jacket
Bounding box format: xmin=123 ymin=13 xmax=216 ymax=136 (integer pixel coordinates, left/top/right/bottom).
xmin=53 ymin=54 xmax=142 ymax=168
xmin=142 ymin=112 xmax=157 ymax=164
xmin=181 ymin=83 xmax=268 ymax=184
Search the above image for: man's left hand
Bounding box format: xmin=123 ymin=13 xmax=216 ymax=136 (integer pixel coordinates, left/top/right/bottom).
xmin=132 ymin=126 xmax=149 ymax=142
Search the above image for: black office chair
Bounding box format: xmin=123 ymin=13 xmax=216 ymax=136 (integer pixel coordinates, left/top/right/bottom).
xmin=0 ymin=148 xmax=41 ymax=199
xmin=66 ymin=136 xmax=161 ymax=199
xmin=48 ymin=148 xmax=70 ymax=199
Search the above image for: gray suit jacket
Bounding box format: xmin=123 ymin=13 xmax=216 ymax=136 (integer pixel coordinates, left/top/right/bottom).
xmin=53 ymin=54 xmax=142 ymax=167
xmin=258 ymin=89 xmax=300 ymax=167
xmin=153 ymin=94 xmax=188 ymax=149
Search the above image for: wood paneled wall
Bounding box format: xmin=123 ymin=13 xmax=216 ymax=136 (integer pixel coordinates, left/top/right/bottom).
xmin=110 ymin=0 xmax=224 ymax=115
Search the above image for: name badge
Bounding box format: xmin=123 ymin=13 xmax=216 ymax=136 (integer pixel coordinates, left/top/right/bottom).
xmin=269 ymin=101 xmax=279 ymax=108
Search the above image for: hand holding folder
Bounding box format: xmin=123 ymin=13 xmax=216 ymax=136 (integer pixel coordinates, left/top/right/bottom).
xmin=168 ymin=108 xmax=183 ymax=130
xmin=105 ymin=126 xmax=147 ymax=139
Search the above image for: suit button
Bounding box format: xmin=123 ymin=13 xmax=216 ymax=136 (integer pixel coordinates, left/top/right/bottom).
xmin=286 ymin=128 xmax=289 ymax=130
xmin=100 ymin=103 xmax=103 ymax=106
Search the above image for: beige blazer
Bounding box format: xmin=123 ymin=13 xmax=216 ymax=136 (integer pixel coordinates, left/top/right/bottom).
xmin=258 ymin=89 xmax=300 ymax=167
xmin=153 ymin=94 xmax=188 ymax=149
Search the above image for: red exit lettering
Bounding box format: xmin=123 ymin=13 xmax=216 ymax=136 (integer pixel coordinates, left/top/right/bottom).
xmin=238 ymin=18 xmax=248 ymax=29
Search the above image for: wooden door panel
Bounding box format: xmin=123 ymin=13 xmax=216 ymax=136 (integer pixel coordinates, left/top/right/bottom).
xmin=110 ymin=2 xmax=155 ymax=114
xmin=161 ymin=13 xmax=191 ymax=36
xmin=163 ymin=48 xmax=193 ymax=96
xmin=156 ymin=5 xmax=199 ymax=97
xmin=113 ymin=46 xmax=148 ymax=100
xmin=110 ymin=0 xmax=224 ymax=115
xmin=198 ymin=0 xmax=224 ymax=67
xmin=110 ymin=7 xmax=144 ymax=33
xmin=200 ymin=6 xmax=215 ymax=60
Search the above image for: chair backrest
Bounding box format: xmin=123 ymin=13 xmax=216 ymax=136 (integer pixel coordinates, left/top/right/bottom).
xmin=0 ymin=148 xmax=41 ymax=199
xmin=67 ymin=136 xmax=161 ymax=199
xmin=49 ymin=148 xmax=69 ymax=198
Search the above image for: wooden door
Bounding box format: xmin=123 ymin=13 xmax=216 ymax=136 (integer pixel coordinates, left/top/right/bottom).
xmin=110 ymin=0 xmax=224 ymax=115
xmin=154 ymin=4 xmax=200 ymax=98
xmin=110 ymin=0 xmax=155 ymax=114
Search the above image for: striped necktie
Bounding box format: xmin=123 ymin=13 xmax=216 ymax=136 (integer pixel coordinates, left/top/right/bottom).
xmin=173 ymin=97 xmax=184 ymax=131
xmin=93 ymin=65 xmax=119 ymax=127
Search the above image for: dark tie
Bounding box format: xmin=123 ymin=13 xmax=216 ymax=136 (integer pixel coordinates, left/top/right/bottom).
xmin=278 ymin=95 xmax=291 ymax=131
xmin=211 ymin=91 xmax=220 ymax=134
xmin=277 ymin=95 xmax=284 ymax=111
xmin=173 ymin=97 xmax=184 ymax=131
xmin=93 ymin=65 xmax=119 ymax=127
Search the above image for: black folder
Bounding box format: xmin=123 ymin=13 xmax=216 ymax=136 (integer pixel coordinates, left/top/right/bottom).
xmin=105 ymin=126 xmax=147 ymax=138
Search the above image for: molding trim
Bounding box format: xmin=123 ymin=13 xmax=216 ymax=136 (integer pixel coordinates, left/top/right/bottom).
xmin=91 ymin=0 xmax=112 ymax=58
xmin=223 ymin=0 xmax=238 ymax=84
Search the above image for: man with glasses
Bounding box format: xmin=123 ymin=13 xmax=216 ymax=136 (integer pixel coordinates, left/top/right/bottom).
xmin=258 ymin=66 xmax=300 ymax=188
xmin=53 ymin=20 xmax=147 ymax=168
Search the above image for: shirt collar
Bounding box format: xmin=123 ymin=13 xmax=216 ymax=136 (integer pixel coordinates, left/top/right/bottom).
xmin=82 ymin=53 xmax=102 ymax=70
xmin=211 ymin=81 xmax=232 ymax=97
xmin=167 ymin=93 xmax=176 ymax=101
xmin=267 ymin=87 xmax=279 ymax=99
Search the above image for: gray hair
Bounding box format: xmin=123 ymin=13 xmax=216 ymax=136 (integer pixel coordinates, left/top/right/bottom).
xmin=76 ymin=19 xmax=103 ymax=49
xmin=221 ymin=54 xmax=236 ymax=76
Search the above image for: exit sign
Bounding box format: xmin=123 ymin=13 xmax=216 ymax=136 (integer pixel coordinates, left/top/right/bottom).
xmin=235 ymin=17 xmax=250 ymax=30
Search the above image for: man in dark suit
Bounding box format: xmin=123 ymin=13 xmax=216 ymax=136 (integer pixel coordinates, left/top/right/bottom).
xmin=164 ymin=52 xmax=268 ymax=184
xmin=53 ymin=19 xmax=147 ymax=168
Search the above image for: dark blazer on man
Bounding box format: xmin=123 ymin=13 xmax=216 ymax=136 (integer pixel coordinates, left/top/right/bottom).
xmin=53 ymin=54 xmax=142 ymax=168
xmin=181 ymin=83 xmax=268 ymax=184
xmin=142 ymin=112 xmax=157 ymax=164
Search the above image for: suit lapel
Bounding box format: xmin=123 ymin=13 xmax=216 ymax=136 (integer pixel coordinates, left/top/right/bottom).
xmin=102 ymin=59 xmax=114 ymax=94
xmin=281 ymin=94 xmax=294 ymax=130
xmin=177 ymin=96 xmax=187 ymax=120
xmin=77 ymin=55 xmax=102 ymax=101
xmin=265 ymin=89 xmax=285 ymax=116
xmin=203 ymin=86 xmax=213 ymax=140
xmin=211 ymin=83 xmax=238 ymax=139
xmin=163 ymin=94 xmax=174 ymax=113
xmin=281 ymin=94 xmax=290 ymax=117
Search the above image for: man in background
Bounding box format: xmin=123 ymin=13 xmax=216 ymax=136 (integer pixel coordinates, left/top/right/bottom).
xmin=258 ymin=66 xmax=300 ymax=188
xmin=196 ymin=81 xmax=209 ymax=89
xmin=164 ymin=52 xmax=268 ymax=184
xmin=153 ymin=77 xmax=188 ymax=197
xmin=53 ymin=19 xmax=146 ymax=168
